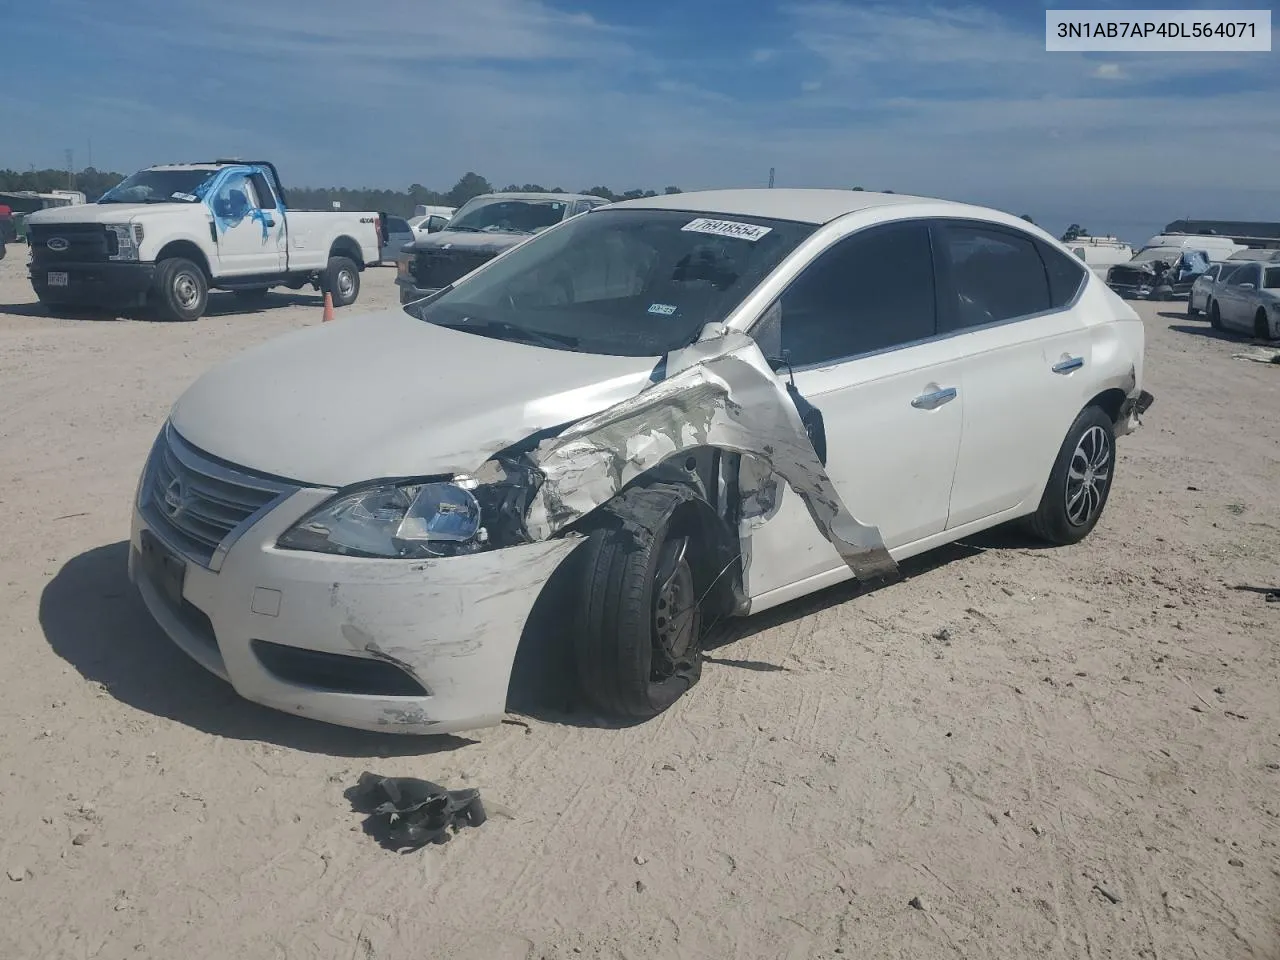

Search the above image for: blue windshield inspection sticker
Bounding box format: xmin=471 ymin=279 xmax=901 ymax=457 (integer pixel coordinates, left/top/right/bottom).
xmin=681 ymin=218 xmax=773 ymax=242
xmin=648 ymin=303 xmax=677 ymax=316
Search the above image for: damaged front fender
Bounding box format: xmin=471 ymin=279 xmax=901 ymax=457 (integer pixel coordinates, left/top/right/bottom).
xmin=516 ymin=332 xmax=898 ymax=584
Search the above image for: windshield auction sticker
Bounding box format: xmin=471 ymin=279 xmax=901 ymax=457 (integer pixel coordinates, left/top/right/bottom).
xmin=681 ymin=218 xmax=773 ymax=242
xmin=1045 ymin=9 xmax=1270 ymax=51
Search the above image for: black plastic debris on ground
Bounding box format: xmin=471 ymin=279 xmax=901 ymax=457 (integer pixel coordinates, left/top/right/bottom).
xmin=346 ymin=772 xmax=487 ymax=852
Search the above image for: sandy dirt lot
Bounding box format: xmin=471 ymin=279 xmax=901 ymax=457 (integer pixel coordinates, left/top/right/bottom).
xmin=0 ymin=244 xmax=1277 ymax=960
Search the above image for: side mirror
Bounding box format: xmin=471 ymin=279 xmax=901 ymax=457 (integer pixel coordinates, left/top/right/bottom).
xmin=1240 ymin=282 xmax=1255 ymax=290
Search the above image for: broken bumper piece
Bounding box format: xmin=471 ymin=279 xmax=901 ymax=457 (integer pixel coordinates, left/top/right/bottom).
xmin=1115 ymin=389 xmax=1155 ymax=437
xmin=129 ymin=493 xmax=579 ymax=735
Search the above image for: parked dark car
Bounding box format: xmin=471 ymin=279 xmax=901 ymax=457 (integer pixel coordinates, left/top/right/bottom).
xmin=396 ymin=192 xmax=609 ymax=303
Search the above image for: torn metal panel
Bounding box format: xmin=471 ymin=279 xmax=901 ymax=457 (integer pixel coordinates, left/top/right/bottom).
xmin=523 ymin=332 xmax=899 ymax=582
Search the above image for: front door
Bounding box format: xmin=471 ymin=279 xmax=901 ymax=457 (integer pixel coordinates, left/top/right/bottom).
xmin=207 ymin=168 xmax=283 ymax=276
xmin=1217 ymin=261 xmax=1260 ymax=331
xmin=742 ymin=219 xmax=965 ymax=598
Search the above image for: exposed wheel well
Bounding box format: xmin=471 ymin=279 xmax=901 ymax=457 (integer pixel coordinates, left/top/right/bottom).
xmin=1088 ymin=387 xmax=1129 ymax=425
xmin=154 ymin=240 xmax=212 ymax=281
xmin=328 ymin=236 xmax=364 ymax=270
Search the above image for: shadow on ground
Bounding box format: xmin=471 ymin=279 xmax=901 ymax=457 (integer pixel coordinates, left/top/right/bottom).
xmin=1167 ymin=323 xmax=1252 ymax=344
xmin=40 ymin=542 xmax=474 ymax=758
xmin=0 ymin=289 xmax=329 ymax=323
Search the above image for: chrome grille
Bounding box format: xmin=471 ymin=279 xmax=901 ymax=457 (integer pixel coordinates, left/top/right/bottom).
xmin=140 ymin=425 xmax=297 ymax=569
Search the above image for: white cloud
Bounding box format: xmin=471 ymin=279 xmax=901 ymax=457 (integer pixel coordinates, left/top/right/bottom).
xmin=801 ymin=80 xmax=823 ymax=92
xmin=751 ymin=48 xmax=778 ymax=63
xmin=1091 ymin=63 xmax=1125 ymax=80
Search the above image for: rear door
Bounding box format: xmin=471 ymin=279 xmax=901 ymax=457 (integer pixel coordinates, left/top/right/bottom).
xmin=1218 ymin=261 xmax=1260 ymax=331
xmin=934 ymin=220 xmax=1095 ymax=529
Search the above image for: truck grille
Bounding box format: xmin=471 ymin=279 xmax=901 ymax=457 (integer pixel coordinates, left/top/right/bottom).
xmin=28 ymin=223 xmax=110 ymax=263
xmin=140 ymin=425 xmax=298 ymax=569
xmin=412 ymin=249 xmax=494 ymax=289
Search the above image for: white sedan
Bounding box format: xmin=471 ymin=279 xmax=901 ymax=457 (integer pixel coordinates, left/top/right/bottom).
xmin=128 ymin=189 xmax=1153 ymax=735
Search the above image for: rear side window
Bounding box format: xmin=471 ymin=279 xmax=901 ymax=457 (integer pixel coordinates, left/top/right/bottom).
xmin=1036 ymin=239 xmax=1088 ymax=308
xmin=937 ymin=222 xmax=1050 ymax=330
xmin=776 ymin=219 xmax=937 ymax=366
xmin=1264 ymin=267 xmax=1280 ymax=289
xmin=388 ymin=217 xmax=409 ymax=233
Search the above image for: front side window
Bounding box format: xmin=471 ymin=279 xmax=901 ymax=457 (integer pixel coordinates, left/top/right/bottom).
xmin=762 ymin=220 xmax=937 ymax=367
xmin=210 ymin=172 xmax=255 ymax=222
xmin=938 ymin=222 xmax=1050 ymax=329
xmin=404 ymin=208 xmax=815 ymax=356
xmin=1204 ymin=264 xmax=1221 ymax=281
xmin=1264 ymin=266 xmax=1280 ymax=289
xmin=387 ymin=217 xmax=410 ymax=234
xmin=1230 ymin=263 xmax=1261 ymax=286
xmin=446 ymin=197 xmax=570 ymax=235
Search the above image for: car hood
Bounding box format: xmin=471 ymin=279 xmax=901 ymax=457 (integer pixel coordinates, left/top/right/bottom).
xmin=168 ymin=309 xmax=660 ymax=488
xmin=408 ymin=229 xmax=530 ymax=256
xmin=25 ymin=202 xmax=196 ymax=224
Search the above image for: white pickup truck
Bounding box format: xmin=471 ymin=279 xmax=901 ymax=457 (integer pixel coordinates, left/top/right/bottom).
xmin=25 ymin=160 xmax=380 ymax=321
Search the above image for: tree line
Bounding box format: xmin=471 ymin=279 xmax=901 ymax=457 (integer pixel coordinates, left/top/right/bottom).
xmin=0 ymin=167 xmax=684 ymax=216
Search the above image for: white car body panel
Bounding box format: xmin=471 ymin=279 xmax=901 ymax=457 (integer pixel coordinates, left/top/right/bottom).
xmin=131 ymin=189 xmax=1151 ymax=735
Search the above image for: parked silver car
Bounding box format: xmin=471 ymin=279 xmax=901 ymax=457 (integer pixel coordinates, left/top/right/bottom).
xmin=1206 ymin=260 xmax=1280 ymax=339
xmin=1186 ymin=262 xmax=1230 ymax=317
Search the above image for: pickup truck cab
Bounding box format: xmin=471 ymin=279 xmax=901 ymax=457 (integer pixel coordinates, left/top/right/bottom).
xmin=25 ymin=160 xmax=380 ymax=321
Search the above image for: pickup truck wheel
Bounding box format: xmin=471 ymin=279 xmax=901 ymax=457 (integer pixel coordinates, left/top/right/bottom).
xmin=325 ymin=256 xmax=360 ymax=307
xmin=151 ymin=257 xmax=207 ymax=322
xmin=572 ymin=485 xmax=706 ymax=722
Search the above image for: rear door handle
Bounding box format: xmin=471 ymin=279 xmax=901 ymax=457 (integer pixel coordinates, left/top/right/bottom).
xmin=911 ymin=386 xmax=957 ymax=410
xmin=1052 ymin=356 xmax=1084 ymax=374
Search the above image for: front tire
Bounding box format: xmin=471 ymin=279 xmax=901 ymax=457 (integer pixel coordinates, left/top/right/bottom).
xmin=325 ymin=256 xmax=360 ymax=307
xmin=1254 ymin=309 xmax=1271 ymax=341
xmin=572 ymin=485 xmax=705 ymax=721
xmin=1023 ymin=406 xmax=1116 ymax=546
xmin=151 ymin=257 xmax=207 ymax=322
xmin=1209 ymin=300 xmax=1223 ymax=331
xmin=1186 ymin=298 xmax=1200 ymax=317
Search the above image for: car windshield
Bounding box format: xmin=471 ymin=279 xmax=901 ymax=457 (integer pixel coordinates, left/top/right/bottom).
xmin=99 ymin=169 xmax=213 ymax=204
xmin=403 ymin=207 xmax=816 ymax=357
xmin=446 ymin=197 xmax=570 ymax=235
xmin=1130 ymin=246 xmax=1181 ymax=263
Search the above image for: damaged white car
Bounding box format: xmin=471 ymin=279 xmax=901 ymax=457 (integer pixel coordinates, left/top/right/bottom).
xmin=128 ymin=189 xmax=1154 ymax=735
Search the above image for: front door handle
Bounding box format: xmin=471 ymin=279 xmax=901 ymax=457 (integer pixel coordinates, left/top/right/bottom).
xmin=911 ymin=386 xmax=957 ymax=410
xmin=1052 ymin=356 xmax=1084 ymax=374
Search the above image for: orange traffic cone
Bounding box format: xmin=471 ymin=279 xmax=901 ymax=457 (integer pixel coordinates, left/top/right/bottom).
xmin=322 ymin=290 xmax=335 ymax=323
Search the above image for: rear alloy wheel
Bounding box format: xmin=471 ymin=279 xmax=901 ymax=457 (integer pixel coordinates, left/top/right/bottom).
xmin=151 ymin=257 xmax=207 ymax=322
xmin=1022 ymin=405 xmax=1116 ymax=546
xmin=1254 ymin=308 xmax=1271 ymax=341
xmin=572 ymin=485 xmax=705 ymax=721
xmin=1209 ymin=301 xmax=1223 ymax=331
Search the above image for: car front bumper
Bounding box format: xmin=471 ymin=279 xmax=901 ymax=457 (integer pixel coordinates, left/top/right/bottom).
xmin=395 ymin=275 xmax=441 ymax=304
xmin=128 ymin=489 xmax=579 ymax=735
xmin=29 ymin=260 xmax=157 ymax=308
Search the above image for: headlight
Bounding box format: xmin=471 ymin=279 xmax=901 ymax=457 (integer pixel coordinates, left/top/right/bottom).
xmin=278 ymin=481 xmax=484 ymax=559
xmin=106 ymin=223 xmax=142 ymax=261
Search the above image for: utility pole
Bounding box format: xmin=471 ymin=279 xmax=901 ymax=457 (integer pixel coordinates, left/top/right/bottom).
xmin=767 ymin=167 xmax=775 ymax=189
xmin=87 ymin=138 xmax=93 ymax=171
xmin=65 ymin=148 xmax=74 ymax=189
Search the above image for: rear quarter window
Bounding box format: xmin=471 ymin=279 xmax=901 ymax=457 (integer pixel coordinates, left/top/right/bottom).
xmin=1036 ymin=239 xmax=1088 ymax=308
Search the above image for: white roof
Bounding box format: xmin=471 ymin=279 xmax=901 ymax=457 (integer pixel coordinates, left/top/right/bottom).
xmin=147 ymin=163 xmax=233 ymax=172
xmin=474 ymin=192 xmax=597 ymax=203
xmin=607 ymin=188 xmax=942 ymax=225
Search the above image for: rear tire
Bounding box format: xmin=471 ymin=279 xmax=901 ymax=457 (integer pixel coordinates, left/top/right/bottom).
xmin=1022 ymin=405 xmax=1116 ymax=546
xmin=325 ymin=256 xmax=359 ymax=307
xmin=151 ymin=257 xmax=207 ymax=322
xmin=572 ymin=485 xmax=705 ymax=721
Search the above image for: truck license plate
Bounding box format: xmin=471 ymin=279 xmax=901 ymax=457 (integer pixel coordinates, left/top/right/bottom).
xmin=48 ymin=272 xmax=69 ymax=287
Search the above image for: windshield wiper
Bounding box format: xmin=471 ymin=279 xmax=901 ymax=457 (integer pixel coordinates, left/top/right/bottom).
xmin=439 ymin=319 xmax=579 ymax=351
xmin=446 ymin=225 xmax=481 ymax=232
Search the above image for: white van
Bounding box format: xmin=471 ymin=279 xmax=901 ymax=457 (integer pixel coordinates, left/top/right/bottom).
xmin=1065 ymin=236 xmax=1134 ymax=274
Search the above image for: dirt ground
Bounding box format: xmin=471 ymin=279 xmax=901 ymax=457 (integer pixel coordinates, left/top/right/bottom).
xmin=0 ymin=245 xmax=1277 ymax=960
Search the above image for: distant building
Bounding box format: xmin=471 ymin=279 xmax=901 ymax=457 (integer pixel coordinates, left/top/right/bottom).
xmin=1163 ymin=219 xmax=1280 ymax=247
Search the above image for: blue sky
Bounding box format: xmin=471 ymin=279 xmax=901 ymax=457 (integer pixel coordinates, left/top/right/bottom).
xmin=3 ymin=0 xmax=1277 ymax=241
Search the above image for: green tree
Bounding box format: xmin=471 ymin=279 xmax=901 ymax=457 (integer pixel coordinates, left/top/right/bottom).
xmin=664 ymin=186 xmax=682 ymax=195
xmin=446 ymin=172 xmax=494 ymax=208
